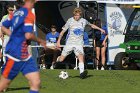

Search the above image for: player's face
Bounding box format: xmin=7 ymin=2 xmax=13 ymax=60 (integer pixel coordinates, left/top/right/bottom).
xmin=8 ymin=8 xmax=14 ymax=14
xmin=74 ymin=13 xmax=81 ymax=21
xmin=51 ymin=28 xmax=56 ymax=32
xmin=25 ymin=1 xmax=35 ymax=9
xmin=29 ymin=2 xmax=35 ymax=9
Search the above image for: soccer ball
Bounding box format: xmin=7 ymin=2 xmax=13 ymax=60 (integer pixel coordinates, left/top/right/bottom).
xmin=59 ymin=71 xmax=69 ymax=79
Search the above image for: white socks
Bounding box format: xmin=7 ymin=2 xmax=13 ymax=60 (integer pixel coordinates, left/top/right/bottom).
xmin=79 ymin=62 xmax=84 ymax=74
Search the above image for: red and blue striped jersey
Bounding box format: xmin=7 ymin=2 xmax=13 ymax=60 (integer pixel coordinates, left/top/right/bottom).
xmin=2 ymin=7 xmax=35 ymax=61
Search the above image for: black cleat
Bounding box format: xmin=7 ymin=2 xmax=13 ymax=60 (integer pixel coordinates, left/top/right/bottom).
xmin=80 ymin=70 xmax=88 ymax=79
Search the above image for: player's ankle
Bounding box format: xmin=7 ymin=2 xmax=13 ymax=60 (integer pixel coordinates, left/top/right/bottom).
xmin=29 ymin=90 xmax=39 ymax=93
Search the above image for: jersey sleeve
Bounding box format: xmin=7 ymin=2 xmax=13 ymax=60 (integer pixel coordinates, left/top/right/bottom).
xmin=23 ymin=10 xmax=35 ymax=33
xmin=2 ymin=14 xmax=13 ymax=28
xmin=85 ymin=19 xmax=91 ymax=26
xmin=62 ymin=18 xmax=70 ymax=32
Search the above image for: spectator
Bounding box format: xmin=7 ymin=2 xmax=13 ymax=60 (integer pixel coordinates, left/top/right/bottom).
xmin=94 ymin=19 xmax=108 ymax=70
xmin=46 ymin=25 xmax=59 ymax=43
xmin=40 ymin=25 xmax=60 ymax=69
xmin=83 ymin=31 xmax=89 ymax=45
xmin=0 ymin=4 xmax=15 ymax=64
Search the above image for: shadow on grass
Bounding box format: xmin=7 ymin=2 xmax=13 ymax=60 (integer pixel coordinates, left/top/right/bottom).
xmin=6 ymin=86 xmax=47 ymax=92
xmin=6 ymin=87 xmax=30 ymax=92
xmin=70 ymin=75 xmax=93 ymax=79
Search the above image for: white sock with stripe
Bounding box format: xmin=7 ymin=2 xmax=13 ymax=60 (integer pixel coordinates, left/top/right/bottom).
xmin=79 ymin=62 xmax=84 ymax=74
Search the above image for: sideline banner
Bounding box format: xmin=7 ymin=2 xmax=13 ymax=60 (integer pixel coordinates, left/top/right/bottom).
xmin=97 ymin=0 xmax=140 ymax=4
xmin=106 ymin=4 xmax=127 ymax=65
xmin=3 ymin=0 xmax=140 ymax=4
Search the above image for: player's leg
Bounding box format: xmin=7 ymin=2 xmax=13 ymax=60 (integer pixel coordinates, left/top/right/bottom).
xmin=22 ymin=58 xmax=40 ymax=93
xmin=77 ymin=54 xmax=84 ymax=73
xmin=25 ymin=72 xmax=40 ymax=93
xmin=101 ymin=45 xmax=107 ymax=70
xmin=39 ymin=49 xmax=46 ymax=69
xmin=56 ymin=55 xmax=66 ymax=62
xmin=96 ymin=47 xmax=100 ymax=70
xmin=0 ymin=76 xmax=11 ymax=92
xmin=2 ymin=37 xmax=10 ymax=64
xmin=52 ymin=49 xmax=60 ymax=64
xmin=50 ymin=49 xmax=60 ymax=69
xmin=75 ymin=46 xmax=88 ymax=79
xmin=56 ymin=45 xmax=72 ymax=62
xmin=0 ymin=58 xmax=22 ymax=92
xmin=95 ymin=40 xmax=101 ymax=70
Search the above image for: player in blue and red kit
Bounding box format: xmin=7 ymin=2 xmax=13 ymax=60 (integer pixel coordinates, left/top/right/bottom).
xmin=0 ymin=0 xmax=47 ymax=93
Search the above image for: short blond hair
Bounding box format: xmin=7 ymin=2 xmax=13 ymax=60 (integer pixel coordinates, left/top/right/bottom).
xmin=73 ymin=7 xmax=82 ymax=15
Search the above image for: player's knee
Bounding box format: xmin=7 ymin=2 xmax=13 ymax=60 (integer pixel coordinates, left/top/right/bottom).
xmin=57 ymin=56 xmax=64 ymax=62
xmin=59 ymin=58 xmax=64 ymax=62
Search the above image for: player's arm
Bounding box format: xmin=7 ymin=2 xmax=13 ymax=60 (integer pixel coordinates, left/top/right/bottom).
xmin=24 ymin=10 xmax=47 ymax=49
xmin=56 ymin=30 xmax=65 ymax=48
xmin=89 ymin=24 xmax=105 ymax=34
xmin=25 ymin=32 xmax=47 ymax=49
xmin=1 ymin=26 xmax=11 ymax=36
xmin=104 ymin=35 xmax=108 ymax=42
xmin=0 ymin=27 xmax=3 ymax=37
xmin=102 ymin=35 xmax=108 ymax=47
xmin=1 ymin=15 xmax=12 ymax=36
xmin=57 ymin=19 xmax=70 ymax=48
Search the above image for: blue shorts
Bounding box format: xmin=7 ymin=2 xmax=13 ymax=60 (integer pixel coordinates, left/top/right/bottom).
xmin=1 ymin=57 xmax=39 ymax=80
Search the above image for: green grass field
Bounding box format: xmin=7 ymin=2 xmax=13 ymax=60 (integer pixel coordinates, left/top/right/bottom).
xmin=3 ymin=70 xmax=140 ymax=93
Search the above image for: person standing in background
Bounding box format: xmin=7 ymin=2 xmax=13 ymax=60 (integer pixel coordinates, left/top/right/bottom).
xmin=0 ymin=0 xmax=47 ymax=93
xmin=0 ymin=5 xmax=15 ymax=63
xmin=94 ymin=19 xmax=108 ymax=70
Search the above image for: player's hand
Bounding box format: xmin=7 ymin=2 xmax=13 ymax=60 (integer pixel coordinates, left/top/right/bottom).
xmin=56 ymin=41 xmax=61 ymax=50
xmin=56 ymin=41 xmax=61 ymax=48
xmin=40 ymin=40 xmax=47 ymax=50
xmin=102 ymin=41 xmax=107 ymax=47
xmin=100 ymin=29 xmax=106 ymax=34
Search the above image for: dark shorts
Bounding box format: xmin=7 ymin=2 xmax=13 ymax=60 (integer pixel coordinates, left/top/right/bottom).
xmin=95 ymin=40 xmax=104 ymax=48
xmin=1 ymin=57 xmax=38 ymax=80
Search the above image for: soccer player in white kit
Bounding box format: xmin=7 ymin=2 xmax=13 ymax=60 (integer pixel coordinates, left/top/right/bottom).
xmin=56 ymin=8 xmax=105 ymax=79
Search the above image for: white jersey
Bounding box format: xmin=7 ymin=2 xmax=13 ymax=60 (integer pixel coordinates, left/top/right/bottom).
xmin=62 ymin=17 xmax=90 ymax=45
xmin=0 ymin=15 xmax=10 ymax=48
xmin=0 ymin=14 xmax=10 ymax=63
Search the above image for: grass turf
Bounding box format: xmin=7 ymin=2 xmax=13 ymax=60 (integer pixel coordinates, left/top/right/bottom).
xmin=3 ymin=70 xmax=140 ymax=93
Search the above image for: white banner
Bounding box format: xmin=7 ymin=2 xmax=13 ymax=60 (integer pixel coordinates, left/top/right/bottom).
xmin=106 ymin=4 xmax=126 ymax=65
xmin=97 ymin=0 xmax=140 ymax=4
xmin=2 ymin=0 xmax=140 ymax=4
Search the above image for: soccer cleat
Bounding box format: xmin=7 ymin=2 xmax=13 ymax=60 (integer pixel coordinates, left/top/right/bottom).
xmin=96 ymin=66 xmax=99 ymax=70
xmin=50 ymin=65 xmax=54 ymax=70
xmin=42 ymin=65 xmax=46 ymax=69
xmin=42 ymin=66 xmax=46 ymax=69
xmin=80 ymin=70 xmax=88 ymax=79
xmin=101 ymin=66 xmax=105 ymax=70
